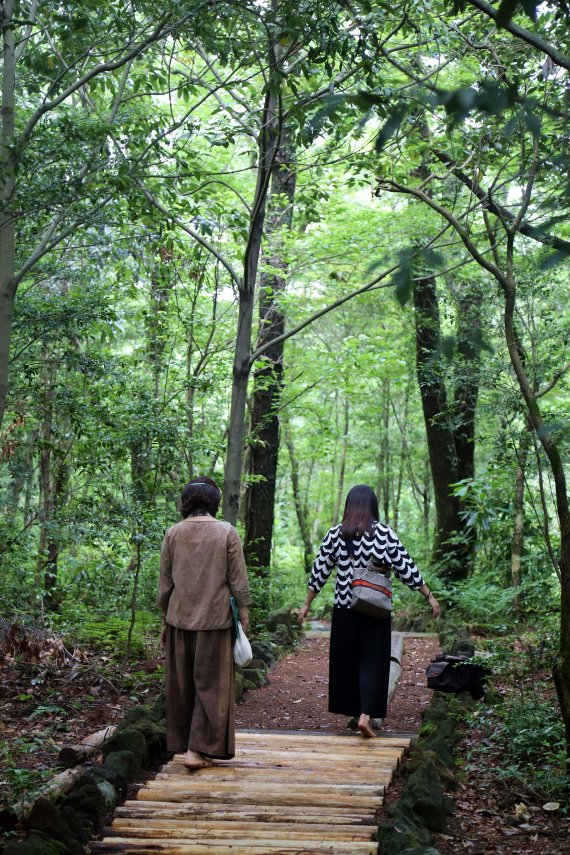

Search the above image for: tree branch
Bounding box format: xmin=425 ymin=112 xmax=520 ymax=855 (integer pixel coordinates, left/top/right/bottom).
xmin=248 ymin=268 xmax=398 ymax=369
xmin=431 ymin=148 xmax=570 ymax=254
xmin=19 ymin=12 xmax=190 ymax=149
xmin=536 ymin=360 xmax=570 ymax=398
xmin=377 ymin=178 xmax=507 ymax=285
xmin=136 ymin=180 xmax=242 ymax=288
xmin=465 ymin=0 xmax=570 ymax=72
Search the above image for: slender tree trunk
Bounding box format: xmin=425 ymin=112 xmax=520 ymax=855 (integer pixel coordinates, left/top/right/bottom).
xmin=284 ymin=423 xmax=313 ymax=574
xmin=224 ymin=292 xmax=256 ymax=523
xmin=244 ymin=128 xmax=296 ymax=572
xmin=378 ymin=379 xmax=392 ymax=523
xmin=511 ymin=434 xmax=528 ymax=611
xmin=222 ymin=67 xmax=279 ymax=523
xmin=332 ymin=396 xmax=349 ymax=525
xmin=125 ymin=538 xmax=142 ymax=660
xmin=44 ymin=460 xmax=69 ymax=598
xmin=0 ymin=0 xmax=17 ymax=428
xmin=35 ymin=349 xmax=56 ymax=589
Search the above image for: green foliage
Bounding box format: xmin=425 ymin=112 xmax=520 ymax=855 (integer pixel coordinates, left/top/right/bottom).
xmin=52 ymin=609 xmax=159 ymax=657
xmin=464 ymin=627 xmax=567 ymax=800
xmin=0 ymin=740 xmax=53 ymax=808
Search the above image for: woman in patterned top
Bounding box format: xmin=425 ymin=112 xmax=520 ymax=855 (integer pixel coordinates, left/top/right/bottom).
xmin=298 ymin=484 xmax=440 ymax=737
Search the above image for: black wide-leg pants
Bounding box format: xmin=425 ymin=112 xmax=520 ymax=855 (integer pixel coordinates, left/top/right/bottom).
xmin=328 ymin=606 xmax=392 ymax=718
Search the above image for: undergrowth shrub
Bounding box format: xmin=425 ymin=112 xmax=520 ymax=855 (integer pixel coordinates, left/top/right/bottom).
xmin=464 ymin=625 xmax=567 ymax=802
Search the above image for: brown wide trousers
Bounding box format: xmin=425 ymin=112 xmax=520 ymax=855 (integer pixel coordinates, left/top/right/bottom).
xmin=165 ymin=624 xmax=235 ymax=759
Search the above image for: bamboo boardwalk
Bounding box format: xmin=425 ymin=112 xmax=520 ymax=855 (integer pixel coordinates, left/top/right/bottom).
xmin=91 ymin=730 xmax=410 ymax=854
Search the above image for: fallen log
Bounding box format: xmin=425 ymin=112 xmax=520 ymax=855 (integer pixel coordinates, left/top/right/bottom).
xmin=10 ymin=766 xmax=86 ymax=823
xmin=58 ymin=725 xmax=117 ymax=769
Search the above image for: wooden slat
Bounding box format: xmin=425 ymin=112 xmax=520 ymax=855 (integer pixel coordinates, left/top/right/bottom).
xmin=106 ymin=822 xmax=375 ymax=841
xmin=90 ymin=731 xmax=407 ymax=854
xmin=108 ymin=818 xmax=376 ymax=838
xmin=114 ymin=801 xmax=377 ymax=823
xmin=91 ymin=838 xmax=377 ymax=853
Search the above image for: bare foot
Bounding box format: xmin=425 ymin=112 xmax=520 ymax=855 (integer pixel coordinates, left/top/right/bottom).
xmin=358 ymin=714 xmax=375 ymax=739
xmin=184 ymin=749 xmax=214 ymax=770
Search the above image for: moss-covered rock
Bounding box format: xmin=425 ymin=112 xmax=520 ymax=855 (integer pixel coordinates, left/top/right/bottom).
xmin=240 ymin=659 xmax=269 ymax=689
xmin=100 ymin=727 xmax=147 ymax=767
xmin=408 ymin=749 xmax=458 ymax=791
xmin=234 ymin=670 xmax=244 ymax=701
xmin=404 ymin=759 xmax=455 ymax=832
xmin=266 ymin=607 xmax=301 ymax=647
xmin=88 ymin=764 xmax=127 ymax=797
xmin=4 ymin=831 xmax=67 ymax=855
xmin=25 ymin=798 xmax=78 ymax=853
xmin=377 ymin=807 xmax=432 ymax=850
xmin=103 ymin=749 xmax=141 ymax=782
xmin=250 ymin=639 xmax=278 ymax=665
xmin=58 ymin=781 xmax=105 ymax=843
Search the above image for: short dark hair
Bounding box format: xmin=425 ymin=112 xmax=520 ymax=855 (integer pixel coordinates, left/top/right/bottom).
xmin=340 ymin=484 xmax=379 ymax=540
xmin=180 ymin=476 xmax=221 ymax=518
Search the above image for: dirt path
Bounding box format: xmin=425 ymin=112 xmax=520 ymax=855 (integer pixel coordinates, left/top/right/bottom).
xmin=236 ymin=632 xmax=440 ymax=734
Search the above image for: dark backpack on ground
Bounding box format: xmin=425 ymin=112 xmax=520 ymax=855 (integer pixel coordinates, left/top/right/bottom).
xmin=426 ymin=653 xmax=488 ymax=700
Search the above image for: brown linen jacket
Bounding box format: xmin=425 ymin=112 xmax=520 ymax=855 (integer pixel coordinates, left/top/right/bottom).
xmin=157 ymin=516 xmax=250 ymax=630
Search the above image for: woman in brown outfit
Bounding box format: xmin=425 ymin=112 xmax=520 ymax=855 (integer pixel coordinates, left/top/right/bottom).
xmin=157 ymin=476 xmax=251 ymax=770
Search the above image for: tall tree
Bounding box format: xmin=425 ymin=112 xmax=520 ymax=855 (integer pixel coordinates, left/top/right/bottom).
xmin=413 ymin=273 xmax=482 ymax=579
xmin=0 ymin=0 xmax=202 ymax=427
xmin=244 ymin=128 xmax=297 ymax=573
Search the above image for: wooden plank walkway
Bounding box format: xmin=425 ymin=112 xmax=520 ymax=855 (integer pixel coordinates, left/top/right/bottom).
xmin=91 ymin=730 xmax=410 ymax=854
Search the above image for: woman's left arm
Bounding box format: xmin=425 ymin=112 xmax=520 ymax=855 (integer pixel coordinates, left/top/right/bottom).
xmin=385 ymin=526 xmax=440 ymax=618
xmin=157 ymin=533 xmax=174 ymax=647
xmin=418 ymin=583 xmax=441 ymax=618
xmin=157 ymin=533 xmax=174 ymax=614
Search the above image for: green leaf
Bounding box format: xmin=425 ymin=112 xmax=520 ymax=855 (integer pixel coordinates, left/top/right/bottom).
xmin=524 ymin=111 xmax=541 ymax=138
xmin=375 ymin=109 xmax=405 ymax=153
xmin=496 ymin=0 xmax=520 ymax=26
xmin=392 ymin=250 xmax=413 ymax=306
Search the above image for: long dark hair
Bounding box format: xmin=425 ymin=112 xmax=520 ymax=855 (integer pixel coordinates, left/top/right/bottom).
xmin=180 ymin=476 xmax=221 ymax=518
xmin=340 ymin=484 xmax=379 ymax=540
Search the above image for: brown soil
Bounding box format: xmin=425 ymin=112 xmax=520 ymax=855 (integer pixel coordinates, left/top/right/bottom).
xmin=236 ymin=632 xmax=439 ymax=734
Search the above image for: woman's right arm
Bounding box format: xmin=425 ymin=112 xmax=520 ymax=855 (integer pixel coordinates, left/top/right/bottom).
xmin=299 ymin=528 xmax=337 ymax=622
xmin=227 ymin=526 xmax=251 ymax=631
xmin=298 ymin=589 xmax=318 ymax=624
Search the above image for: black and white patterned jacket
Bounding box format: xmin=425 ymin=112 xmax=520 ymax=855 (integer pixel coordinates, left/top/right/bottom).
xmin=308 ymin=522 xmax=424 ymax=608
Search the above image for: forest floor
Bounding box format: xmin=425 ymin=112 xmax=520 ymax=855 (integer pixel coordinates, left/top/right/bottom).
xmin=1 ymin=624 xmax=569 ymax=853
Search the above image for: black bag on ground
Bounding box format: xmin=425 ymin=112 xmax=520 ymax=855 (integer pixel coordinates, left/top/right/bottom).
xmin=426 ymin=653 xmax=488 ymax=700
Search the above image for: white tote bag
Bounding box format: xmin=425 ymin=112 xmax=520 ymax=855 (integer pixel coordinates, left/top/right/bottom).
xmin=233 ymin=622 xmax=253 ymax=668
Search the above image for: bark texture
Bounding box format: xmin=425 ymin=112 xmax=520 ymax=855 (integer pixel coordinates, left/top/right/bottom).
xmin=244 ymin=130 xmax=296 ymax=573
xmin=0 ymin=0 xmax=16 ymax=428
xmin=413 ymin=275 xmax=481 ymax=580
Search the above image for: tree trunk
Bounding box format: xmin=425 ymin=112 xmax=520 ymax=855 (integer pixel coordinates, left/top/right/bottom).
xmin=244 ymin=127 xmax=296 ymax=572
xmin=413 ymin=274 xmax=479 ymax=580
xmin=44 ymin=459 xmax=69 ymax=598
xmin=284 ymin=423 xmax=313 ymax=574
xmin=332 ymin=396 xmax=349 ymax=525
xmin=377 ymin=379 xmax=392 ymax=524
xmin=511 ymin=431 xmax=529 ymax=610
xmin=223 ymin=293 xmax=256 ymax=523
xmin=0 ymin=0 xmax=17 ymax=428
xmin=35 ymin=349 xmax=56 ymax=589
xmin=453 ymin=283 xmax=482 ymax=484
xmin=222 ymin=72 xmax=279 ymax=523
